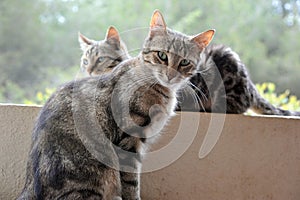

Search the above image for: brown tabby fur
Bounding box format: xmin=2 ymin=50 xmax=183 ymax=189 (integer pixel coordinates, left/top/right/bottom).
xmin=79 ymin=26 xmax=130 ymax=76
xmin=178 ymin=44 xmax=300 ymax=116
xmin=18 ymin=10 xmax=214 ymax=200
xmin=82 ymin=29 xmax=300 ymax=116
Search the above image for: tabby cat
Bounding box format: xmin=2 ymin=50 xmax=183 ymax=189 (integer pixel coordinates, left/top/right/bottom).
xmin=177 ymin=44 xmax=300 ymax=116
xmin=82 ymin=28 xmax=300 ymax=116
xmin=18 ymin=10 xmax=215 ymax=200
xmin=79 ymin=26 xmax=130 ymax=76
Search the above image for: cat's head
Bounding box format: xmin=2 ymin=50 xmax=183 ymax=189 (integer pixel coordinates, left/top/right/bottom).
xmin=142 ymin=10 xmax=215 ymax=90
xmin=78 ymin=26 xmax=130 ymax=76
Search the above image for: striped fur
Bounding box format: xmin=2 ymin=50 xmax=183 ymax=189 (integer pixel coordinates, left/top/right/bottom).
xmin=178 ymin=44 xmax=300 ymax=116
xmin=79 ymin=26 xmax=130 ymax=76
xmin=18 ymin=10 xmax=214 ymax=200
xmin=80 ymin=28 xmax=300 ymax=117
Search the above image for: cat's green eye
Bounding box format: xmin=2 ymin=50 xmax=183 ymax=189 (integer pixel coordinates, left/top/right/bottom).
xmin=157 ymin=51 xmax=168 ymax=62
xmin=180 ymin=59 xmax=190 ymax=66
xmin=97 ymin=57 xmax=104 ymax=63
xmin=83 ymin=59 xmax=88 ymax=65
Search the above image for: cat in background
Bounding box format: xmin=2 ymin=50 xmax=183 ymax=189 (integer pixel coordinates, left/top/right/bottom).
xmin=80 ymin=27 xmax=300 ymax=116
xmin=178 ymin=44 xmax=300 ymax=116
xmin=18 ymin=10 xmax=215 ymax=200
xmin=79 ymin=26 xmax=130 ymax=76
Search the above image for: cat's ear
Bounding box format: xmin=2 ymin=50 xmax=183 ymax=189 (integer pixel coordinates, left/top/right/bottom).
xmin=105 ymin=26 xmax=121 ymax=46
xmin=191 ymin=29 xmax=215 ymax=49
xmin=149 ymin=10 xmax=167 ymax=38
xmin=78 ymin=32 xmax=93 ymax=51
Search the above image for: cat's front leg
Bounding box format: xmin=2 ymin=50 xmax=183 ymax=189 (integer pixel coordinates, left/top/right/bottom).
xmin=120 ymin=170 xmax=141 ymax=200
xmin=116 ymin=138 xmax=142 ymax=200
xmin=143 ymin=104 xmax=169 ymax=139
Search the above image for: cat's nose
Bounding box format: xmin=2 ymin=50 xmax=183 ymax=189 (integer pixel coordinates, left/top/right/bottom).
xmin=167 ymin=68 xmax=177 ymax=81
xmin=87 ymin=67 xmax=96 ymax=76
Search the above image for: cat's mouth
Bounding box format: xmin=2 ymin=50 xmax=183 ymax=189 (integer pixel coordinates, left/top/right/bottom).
xmin=156 ymin=72 xmax=185 ymax=90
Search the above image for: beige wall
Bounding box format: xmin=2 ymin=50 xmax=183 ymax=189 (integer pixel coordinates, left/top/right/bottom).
xmin=0 ymin=105 xmax=41 ymax=199
xmin=1 ymin=104 xmax=300 ymax=200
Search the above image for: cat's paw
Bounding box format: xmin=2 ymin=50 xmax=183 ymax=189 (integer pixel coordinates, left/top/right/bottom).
xmin=143 ymin=104 xmax=168 ymax=137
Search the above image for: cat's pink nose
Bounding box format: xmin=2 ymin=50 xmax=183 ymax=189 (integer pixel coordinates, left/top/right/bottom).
xmin=167 ymin=68 xmax=177 ymax=81
xmin=87 ymin=69 xmax=92 ymax=76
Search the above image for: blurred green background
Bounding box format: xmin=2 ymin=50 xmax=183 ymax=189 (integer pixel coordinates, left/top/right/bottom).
xmin=1 ymin=0 xmax=300 ymax=106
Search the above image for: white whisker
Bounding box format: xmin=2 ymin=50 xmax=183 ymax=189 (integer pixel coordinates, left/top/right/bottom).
xmin=178 ymin=83 xmax=206 ymax=112
xmin=195 ymin=66 xmax=212 ymax=75
xmin=188 ymin=81 xmax=208 ymax=102
xmin=187 ymin=85 xmax=205 ymax=111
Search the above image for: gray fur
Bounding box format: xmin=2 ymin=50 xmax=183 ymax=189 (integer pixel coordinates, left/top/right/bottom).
xmin=79 ymin=26 xmax=130 ymax=76
xmin=177 ymin=44 xmax=300 ymax=116
xmin=18 ymin=10 xmax=213 ymax=200
xmin=81 ymin=28 xmax=300 ymax=116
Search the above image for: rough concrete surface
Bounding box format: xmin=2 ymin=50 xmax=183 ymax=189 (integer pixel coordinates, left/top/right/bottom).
xmin=0 ymin=104 xmax=299 ymax=200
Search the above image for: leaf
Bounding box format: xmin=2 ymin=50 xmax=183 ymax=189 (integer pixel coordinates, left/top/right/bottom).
xmin=255 ymin=82 xmax=300 ymax=112
xmin=36 ymin=92 xmax=44 ymax=101
xmin=267 ymin=82 xmax=276 ymax=93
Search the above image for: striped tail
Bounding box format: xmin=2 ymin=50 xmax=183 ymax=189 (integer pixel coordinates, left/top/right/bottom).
xmin=249 ymin=83 xmax=300 ymax=117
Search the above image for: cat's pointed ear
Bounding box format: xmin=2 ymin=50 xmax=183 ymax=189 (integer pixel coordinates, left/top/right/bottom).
xmin=150 ymin=10 xmax=167 ymax=30
xmin=78 ymin=32 xmax=93 ymax=51
xmin=191 ymin=29 xmax=215 ymax=49
xmin=105 ymin=26 xmax=121 ymax=46
xmin=149 ymin=10 xmax=167 ymax=38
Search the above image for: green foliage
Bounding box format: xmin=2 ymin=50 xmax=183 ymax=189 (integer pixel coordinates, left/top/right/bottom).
xmin=23 ymin=88 xmax=55 ymax=105
xmin=255 ymin=82 xmax=300 ymax=111
xmin=0 ymin=80 xmax=26 ymax=103
xmin=0 ymin=0 xmax=300 ymax=104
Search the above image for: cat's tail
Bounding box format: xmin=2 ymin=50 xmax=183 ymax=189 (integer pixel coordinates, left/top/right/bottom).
xmin=249 ymin=83 xmax=300 ymax=117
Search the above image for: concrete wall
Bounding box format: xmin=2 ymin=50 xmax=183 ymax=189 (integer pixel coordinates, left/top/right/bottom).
xmin=1 ymin=104 xmax=300 ymax=199
xmin=0 ymin=105 xmax=41 ymax=199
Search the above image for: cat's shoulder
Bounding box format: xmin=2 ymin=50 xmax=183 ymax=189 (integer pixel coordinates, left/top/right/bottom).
xmin=110 ymin=57 xmax=139 ymax=75
xmin=46 ymin=58 xmax=138 ymax=107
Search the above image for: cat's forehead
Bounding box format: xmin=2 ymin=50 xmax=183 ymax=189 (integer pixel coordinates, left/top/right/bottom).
xmin=85 ymin=40 xmax=121 ymax=58
xmin=144 ymin=29 xmax=202 ymax=62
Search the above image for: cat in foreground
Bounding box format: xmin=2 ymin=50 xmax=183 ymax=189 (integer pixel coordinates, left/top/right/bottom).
xmin=81 ymin=26 xmax=300 ymax=116
xmin=18 ymin=10 xmax=215 ymax=200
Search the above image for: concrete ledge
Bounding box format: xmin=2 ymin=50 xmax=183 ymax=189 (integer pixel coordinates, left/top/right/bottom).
xmin=1 ymin=104 xmax=300 ymax=200
xmin=0 ymin=104 xmax=41 ymax=199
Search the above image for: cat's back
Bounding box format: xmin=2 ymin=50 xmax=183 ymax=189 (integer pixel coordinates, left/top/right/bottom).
xmin=34 ymin=77 xmax=104 ymax=134
xmin=199 ymin=43 xmax=250 ymax=89
xmin=202 ymin=44 xmax=245 ymax=75
xmin=37 ymin=58 xmax=140 ymax=132
xmin=19 ymin=75 xmax=122 ymax=199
